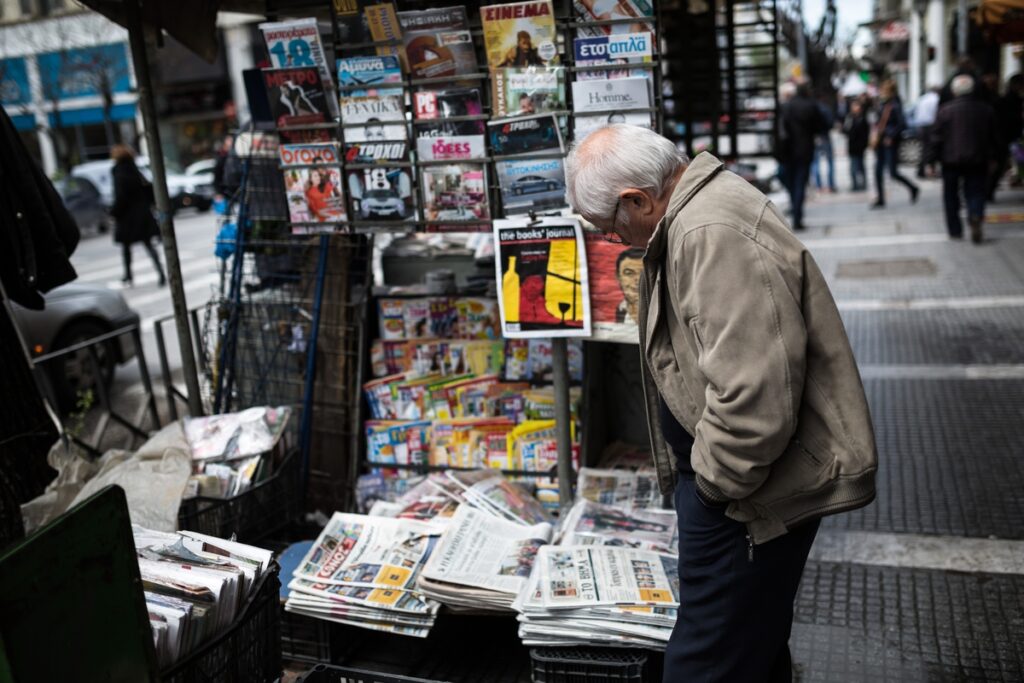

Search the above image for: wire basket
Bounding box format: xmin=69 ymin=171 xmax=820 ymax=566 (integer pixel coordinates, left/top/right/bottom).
xmin=177 ymin=448 xmax=300 ymax=544
xmin=530 ymin=647 xmax=648 ymax=683
xmin=296 ymin=663 xmax=442 ymax=683
xmin=161 ymin=563 xmax=282 ymax=683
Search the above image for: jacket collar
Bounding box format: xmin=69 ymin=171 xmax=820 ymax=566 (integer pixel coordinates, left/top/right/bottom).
xmin=643 ymin=152 xmax=724 ymax=264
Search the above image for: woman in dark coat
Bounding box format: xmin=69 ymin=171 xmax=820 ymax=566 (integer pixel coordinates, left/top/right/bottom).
xmin=110 ymin=144 xmax=165 ymax=286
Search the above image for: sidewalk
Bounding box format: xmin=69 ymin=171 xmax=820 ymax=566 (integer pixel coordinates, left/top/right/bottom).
xmin=785 ymin=171 xmax=1024 ymax=681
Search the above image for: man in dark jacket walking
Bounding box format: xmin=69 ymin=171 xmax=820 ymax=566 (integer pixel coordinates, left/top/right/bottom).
xmin=871 ymin=80 xmax=920 ymax=208
xmin=110 ymin=144 xmax=166 ymax=286
xmin=844 ymin=98 xmax=870 ymax=191
xmin=930 ymin=75 xmax=999 ymax=243
xmin=777 ymin=82 xmax=827 ymax=230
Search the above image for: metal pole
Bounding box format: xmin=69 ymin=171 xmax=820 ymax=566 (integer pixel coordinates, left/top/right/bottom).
xmin=124 ymin=0 xmax=203 ymax=417
xmin=551 ymin=337 xmax=574 ymax=511
xmin=957 ymin=0 xmax=968 ymax=57
xmin=919 ymin=8 xmax=928 ymax=96
xmin=298 ymin=235 xmax=332 ymax=507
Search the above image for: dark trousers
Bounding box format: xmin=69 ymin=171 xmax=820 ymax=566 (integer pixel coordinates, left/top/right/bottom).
xmin=875 ymin=142 xmax=918 ymax=204
xmin=942 ymin=163 xmax=987 ymax=238
xmin=779 ymin=161 xmax=810 ymax=229
xmin=122 ymin=238 xmax=165 ymax=282
xmin=849 ymin=154 xmax=866 ymax=191
xmin=663 ymin=476 xmax=820 ymax=683
xmin=917 ymin=125 xmax=934 ymax=176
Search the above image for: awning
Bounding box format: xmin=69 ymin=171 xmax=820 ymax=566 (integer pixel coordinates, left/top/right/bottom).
xmin=48 ymin=102 xmax=137 ymax=128
xmin=977 ymin=0 xmax=1024 ymax=43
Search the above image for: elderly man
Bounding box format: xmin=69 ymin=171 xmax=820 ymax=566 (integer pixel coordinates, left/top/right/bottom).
xmin=566 ymin=125 xmax=877 ymax=682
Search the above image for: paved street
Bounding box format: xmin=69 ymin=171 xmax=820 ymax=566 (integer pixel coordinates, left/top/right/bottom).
xmin=783 ymin=171 xmax=1024 ymax=681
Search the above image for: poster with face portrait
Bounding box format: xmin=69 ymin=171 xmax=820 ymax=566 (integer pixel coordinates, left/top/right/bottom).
xmin=493 ymin=217 xmax=591 ymax=339
xmin=583 ymin=230 xmax=643 ymax=343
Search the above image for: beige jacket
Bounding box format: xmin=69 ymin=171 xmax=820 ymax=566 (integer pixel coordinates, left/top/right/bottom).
xmin=638 ymin=152 xmax=877 ymax=544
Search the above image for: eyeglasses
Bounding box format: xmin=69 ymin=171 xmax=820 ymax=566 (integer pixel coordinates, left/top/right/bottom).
xmin=603 ymin=200 xmax=625 ymax=244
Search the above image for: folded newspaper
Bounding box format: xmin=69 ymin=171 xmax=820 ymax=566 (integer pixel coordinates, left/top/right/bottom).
xmin=284 ymin=513 xmax=443 ymax=636
xmin=418 ymin=504 xmax=553 ymax=612
xmin=559 ymin=499 xmax=678 ymax=554
xmin=576 ymin=467 xmax=661 ymax=510
xmin=514 ymin=545 xmax=679 ymax=649
xmin=132 ymin=525 xmax=275 ymax=668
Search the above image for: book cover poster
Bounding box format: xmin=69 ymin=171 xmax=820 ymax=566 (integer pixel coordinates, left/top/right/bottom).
xmin=493 ymin=217 xmax=591 ymax=338
xmin=583 ymin=230 xmax=643 ymax=343
xmin=263 ymin=67 xmax=330 ymax=128
xmin=488 ymin=113 xmax=563 ymax=156
xmin=421 ymin=163 xmax=489 ymax=232
xmin=399 ymin=6 xmax=479 ymax=78
xmin=348 ymin=166 xmax=416 ymax=223
xmin=572 ymin=0 xmax=654 ymax=37
xmin=493 ymin=66 xmax=566 ymax=117
xmin=571 ymin=76 xmax=650 ymax=113
xmin=496 ymin=157 xmax=567 ymax=215
xmin=279 ymin=143 xmax=348 ymax=227
xmin=481 ymin=0 xmax=559 ymax=69
xmin=260 ymin=18 xmax=334 ymax=85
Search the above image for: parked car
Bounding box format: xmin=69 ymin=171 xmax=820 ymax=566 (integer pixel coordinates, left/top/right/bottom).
xmin=70 ymin=156 xmax=211 ymax=214
xmin=54 ymin=176 xmax=109 ymax=234
xmin=176 ymin=158 xmax=216 ymax=211
xmin=8 ymin=283 xmax=140 ymax=411
xmin=509 ymin=175 xmax=562 ymax=195
xmin=360 ymin=188 xmax=407 ymax=219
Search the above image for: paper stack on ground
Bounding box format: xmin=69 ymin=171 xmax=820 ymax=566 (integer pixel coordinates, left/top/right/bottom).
xmin=284 ymin=513 xmax=442 ymax=637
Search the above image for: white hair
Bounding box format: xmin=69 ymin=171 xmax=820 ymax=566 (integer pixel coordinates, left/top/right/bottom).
xmin=779 ymin=81 xmax=797 ymax=102
xmin=951 ymin=74 xmax=975 ymax=98
xmin=565 ymin=125 xmax=688 ymax=224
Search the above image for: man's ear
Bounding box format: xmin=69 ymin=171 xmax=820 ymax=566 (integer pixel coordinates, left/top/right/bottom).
xmin=620 ymin=188 xmax=655 ymax=216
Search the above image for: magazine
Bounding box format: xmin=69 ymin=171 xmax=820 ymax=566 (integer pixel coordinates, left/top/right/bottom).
xmin=280 ymin=144 xmax=347 ymax=226
xmin=184 ymin=406 xmax=292 ymax=462
xmin=493 ymin=217 xmax=591 ymax=338
xmin=344 ymin=139 xmax=410 ymax=164
xmin=263 ymin=67 xmax=331 ymax=128
xmin=364 ymin=2 xmax=406 ymax=67
xmin=573 ymin=31 xmax=654 ymax=81
xmin=488 ymin=113 xmax=563 ymax=156
xmin=495 ymin=157 xmax=567 ymax=215
xmin=571 ymin=76 xmax=651 ymax=113
xmin=340 ymin=92 xmax=407 ymax=142
xmin=421 ymin=164 xmax=489 ymax=232
xmin=413 ymin=87 xmax=484 ymax=121
xmin=398 ymin=6 xmax=478 ymax=78
xmin=572 ymin=0 xmax=655 ymax=38
xmin=260 ymin=18 xmax=334 ymax=86
xmin=492 ymin=66 xmax=566 ymax=118
xmin=481 ymin=0 xmax=559 ymax=69
xmin=415 ymin=134 xmax=486 ymax=161
xmin=573 ymin=111 xmax=652 ymax=139
xmin=583 ymin=230 xmax=643 ymax=342
xmin=347 ymin=165 xmax=416 ymax=222
xmin=336 ymin=55 xmax=403 ymax=93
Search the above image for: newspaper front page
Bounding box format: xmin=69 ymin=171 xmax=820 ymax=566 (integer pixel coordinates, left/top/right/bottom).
xmin=537 ymin=545 xmax=679 ymax=609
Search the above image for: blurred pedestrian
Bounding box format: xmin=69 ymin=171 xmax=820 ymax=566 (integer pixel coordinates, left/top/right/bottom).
xmin=844 ymin=98 xmax=870 ymax=191
xmin=810 ymin=95 xmax=837 ymax=193
xmin=777 ymin=82 xmax=827 ymax=230
xmin=929 ymin=74 xmax=998 ymax=244
xmin=991 ymin=74 xmax=1024 ymax=200
xmin=912 ymin=86 xmax=940 ymax=178
xmin=110 ymin=144 xmax=166 ymax=286
xmin=871 ymin=80 xmax=919 ymax=209
xmin=212 ymin=134 xmax=234 ymax=199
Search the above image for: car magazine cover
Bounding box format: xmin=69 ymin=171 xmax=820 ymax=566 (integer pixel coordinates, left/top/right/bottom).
xmin=481 ymin=0 xmax=559 ymax=69
xmin=496 ymin=157 xmax=567 ymax=214
xmin=492 ymin=66 xmax=566 ymax=117
xmin=571 ymin=76 xmax=651 ymax=113
xmin=573 ymin=32 xmax=653 ymax=81
xmin=341 ymin=93 xmax=408 ymax=142
xmin=348 ymin=165 xmax=416 ymax=224
xmin=493 ymin=217 xmax=591 ymax=338
xmin=260 ymin=18 xmax=334 ymax=85
xmin=421 ymin=164 xmax=489 ymax=232
xmin=398 ymin=6 xmax=479 ymax=78
xmin=572 ymin=0 xmax=655 ymax=37
xmin=336 ymin=55 xmax=403 ymax=92
xmin=263 ymin=67 xmax=331 ymax=128
xmin=583 ymin=230 xmax=642 ymax=342
xmin=488 ymin=113 xmax=563 ymax=156
xmin=345 ymin=139 xmax=410 ymax=164
xmin=280 ymin=143 xmax=348 ymax=228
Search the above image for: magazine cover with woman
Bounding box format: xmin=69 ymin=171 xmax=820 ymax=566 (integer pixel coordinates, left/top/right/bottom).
xmin=279 ymin=143 xmax=348 ymax=228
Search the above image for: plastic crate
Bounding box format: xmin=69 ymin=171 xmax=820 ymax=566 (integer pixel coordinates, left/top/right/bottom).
xmin=296 ymin=663 xmax=443 ymax=682
xmin=530 ymin=648 xmax=648 ymax=683
xmin=178 ymin=448 xmax=300 ymax=543
xmin=280 ymin=607 xmax=339 ymax=664
xmin=162 ymin=562 xmax=282 ymax=683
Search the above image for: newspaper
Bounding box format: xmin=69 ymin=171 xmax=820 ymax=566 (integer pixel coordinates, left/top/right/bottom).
xmin=576 ymin=467 xmax=661 ymax=510
xmin=183 ymin=406 xmax=291 ymax=462
xmin=446 ymin=470 xmax=552 ymax=527
xmin=418 ymin=505 xmax=553 ymax=610
xmin=560 ymin=499 xmax=677 ymax=554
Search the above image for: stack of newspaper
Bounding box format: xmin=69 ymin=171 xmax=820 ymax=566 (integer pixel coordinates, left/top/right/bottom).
xmin=418 ymin=504 xmax=554 ymax=612
xmin=285 ymin=513 xmax=442 ymax=637
xmin=559 ymin=499 xmax=677 ymax=554
xmin=514 ymin=545 xmax=679 ymax=649
xmin=576 ymin=467 xmax=662 ymax=511
xmin=132 ymin=526 xmax=275 ymax=668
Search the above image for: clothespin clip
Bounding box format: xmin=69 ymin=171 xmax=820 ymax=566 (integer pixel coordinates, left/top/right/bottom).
xmin=526 ymin=210 xmax=542 ymax=227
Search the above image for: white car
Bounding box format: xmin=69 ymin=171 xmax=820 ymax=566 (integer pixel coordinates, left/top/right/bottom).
xmin=69 ymin=156 xmax=213 ymax=213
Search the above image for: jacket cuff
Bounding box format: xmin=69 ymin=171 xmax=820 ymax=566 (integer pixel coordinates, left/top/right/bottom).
xmin=695 ymin=475 xmax=730 ymax=504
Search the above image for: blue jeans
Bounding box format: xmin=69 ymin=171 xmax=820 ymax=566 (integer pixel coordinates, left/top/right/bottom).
xmin=811 ymin=138 xmax=836 ymax=191
xmin=850 ymin=154 xmax=866 ymax=191
xmin=779 ymin=162 xmax=810 ymax=229
xmin=663 ymin=476 xmax=820 ymax=683
xmin=874 ymin=142 xmax=918 ymax=204
xmin=942 ymin=163 xmax=987 ymax=237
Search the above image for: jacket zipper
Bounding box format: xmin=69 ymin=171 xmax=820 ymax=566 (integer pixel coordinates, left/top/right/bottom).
xmin=746 ymin=534 xmax=754 ymax=563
